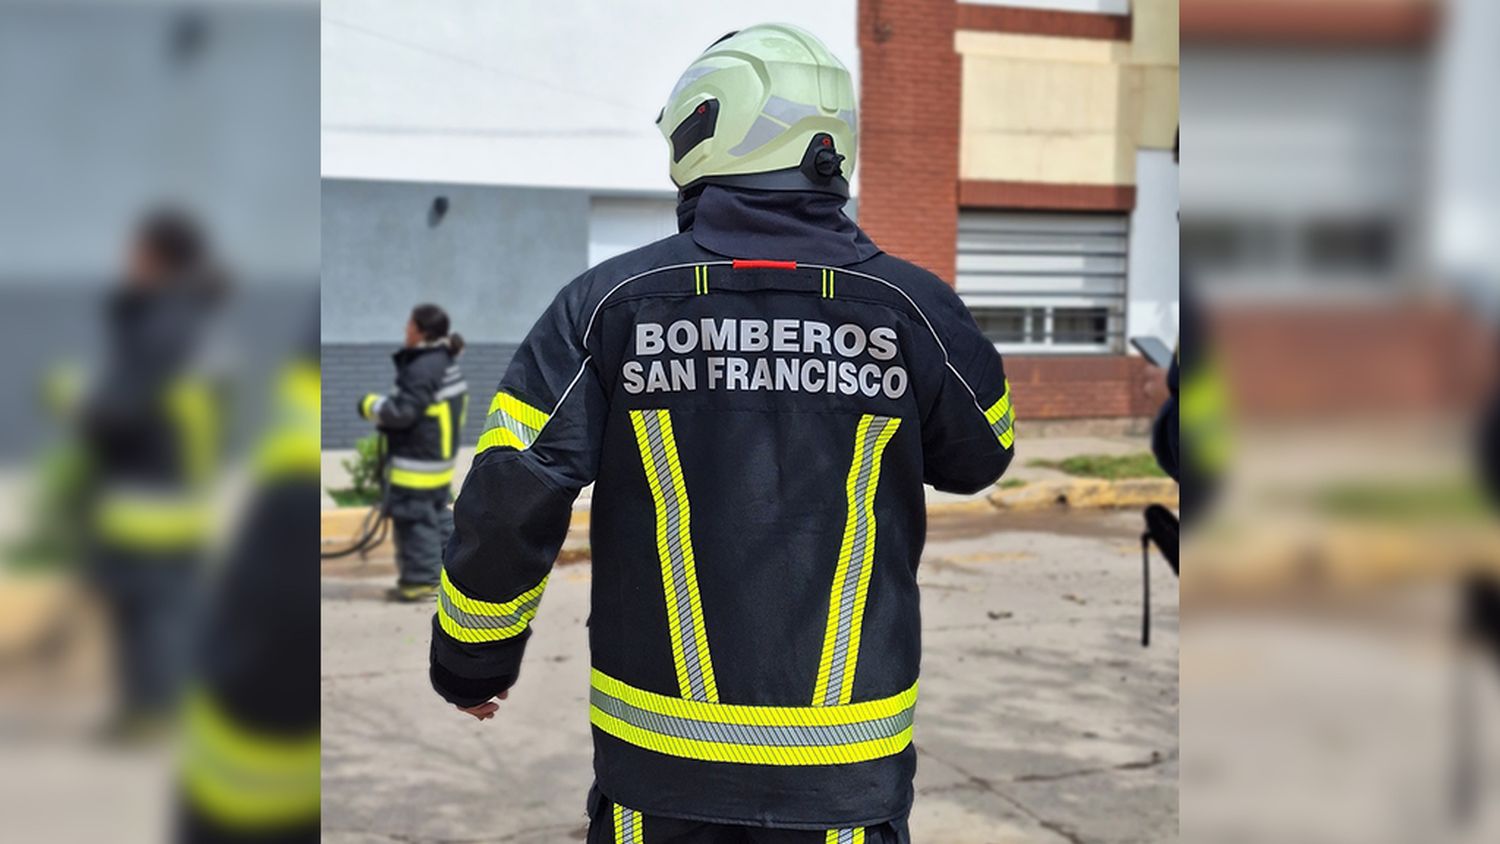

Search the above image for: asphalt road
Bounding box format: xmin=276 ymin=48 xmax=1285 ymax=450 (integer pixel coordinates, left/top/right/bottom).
xmin=321 ymin=507 xmax=1179 ymax=843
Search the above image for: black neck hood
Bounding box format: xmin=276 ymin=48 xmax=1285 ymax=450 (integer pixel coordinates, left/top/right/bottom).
xmin=679 ymin=185 xmax=880 ymax=267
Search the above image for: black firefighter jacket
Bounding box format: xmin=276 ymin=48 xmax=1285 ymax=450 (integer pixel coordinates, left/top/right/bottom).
xmin=430 ymin=187 xmax=1016 ymax=829
xmin=359 ymin=342 xmax=468 ymax=495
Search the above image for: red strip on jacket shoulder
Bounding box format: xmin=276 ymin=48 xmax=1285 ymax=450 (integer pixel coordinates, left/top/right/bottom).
xmin=731 ymin=259 xmax=798 ymax=270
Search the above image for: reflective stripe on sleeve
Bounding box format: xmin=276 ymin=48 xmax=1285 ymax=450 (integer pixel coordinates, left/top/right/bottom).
xmin=476 ymin=390 xmax=550 ymax=454
xmin=181 ymin=689 xmax=319 ymax=829
xmin=814 ymin=415 xmax=901 ymax=707
xmin=984 ymin=380 xmax=1015 ymax=449
xmin=589 ymin=669 xmax=917 ymax=766
xmin=629 ymin=408 xmax=718 ymax=703
xmin=436 ymin=568 xmax=548 ymax=643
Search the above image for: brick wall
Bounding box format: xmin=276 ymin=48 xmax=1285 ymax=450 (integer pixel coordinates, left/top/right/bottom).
xmin=857 ymin=0 xmax=962 ymax=283
xmin=1007 ymin=354 xmax=1158 ymax=421
xmin=321 ymin=343 xmax=517 ymax=449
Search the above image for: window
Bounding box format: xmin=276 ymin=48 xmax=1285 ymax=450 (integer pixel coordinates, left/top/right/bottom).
xmin=956 ymin=211 xmax=1128 ymax=353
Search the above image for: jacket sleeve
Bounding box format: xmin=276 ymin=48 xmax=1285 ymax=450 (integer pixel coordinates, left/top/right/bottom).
xmin=429 ymin=281 xmax=606 ymax=707
xmin=918 ymin=286 xmax=1016 ymax=494
xmin=359 ymin=358 xmax=436 ymax=430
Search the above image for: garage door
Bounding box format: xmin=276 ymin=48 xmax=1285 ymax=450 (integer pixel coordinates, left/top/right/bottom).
xmin=956 ymin=210 xmax=1128 ymax=353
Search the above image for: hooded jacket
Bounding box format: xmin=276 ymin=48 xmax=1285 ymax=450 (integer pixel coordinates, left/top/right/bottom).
xmin=359 ymin=341 xmax=468 ymax=494
xmin=430 ymin=186 xmax=1015 ymax=828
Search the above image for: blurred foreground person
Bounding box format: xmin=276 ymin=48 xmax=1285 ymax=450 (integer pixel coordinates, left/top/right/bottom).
xmin=82 ymin=209 xmax=225 ymax=741
xmin=428 ymin=26 xmax=1014 ymax=841
xmin=357 ymin=304 xmax=468 ymax=601
xmin=179 ymin=323 xmax=320 ymax=843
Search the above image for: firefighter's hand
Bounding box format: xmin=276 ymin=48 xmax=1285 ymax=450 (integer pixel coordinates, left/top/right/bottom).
xmin=457 ymin=690 xmax=509 ymax=721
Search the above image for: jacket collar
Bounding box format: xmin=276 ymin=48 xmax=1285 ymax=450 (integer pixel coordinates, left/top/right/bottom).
xmin=681 ymin=185 xmax=880 ymax=267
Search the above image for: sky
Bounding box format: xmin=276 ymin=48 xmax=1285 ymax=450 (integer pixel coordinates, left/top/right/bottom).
xmin=321 ymin=0 xmax=860 ymax=194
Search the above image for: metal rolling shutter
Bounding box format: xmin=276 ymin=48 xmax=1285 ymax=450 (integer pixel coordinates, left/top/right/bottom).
xmin=956 ymin=210 xmax=1129 ymax=353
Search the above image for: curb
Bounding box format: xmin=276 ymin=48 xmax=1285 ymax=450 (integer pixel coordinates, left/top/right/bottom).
xmin=322 ymin=477 xmax=1177 ymax=544
xmin=988 ymin=477 xmax=1178 ymax=511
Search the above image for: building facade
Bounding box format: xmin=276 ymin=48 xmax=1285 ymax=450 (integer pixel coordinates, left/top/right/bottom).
xmin=857 ymin=0 xmax=1181 ymax=422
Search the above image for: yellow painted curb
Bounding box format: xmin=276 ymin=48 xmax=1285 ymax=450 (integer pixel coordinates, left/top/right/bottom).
xmin=989 ymin=478 xmax=1179 ymax=511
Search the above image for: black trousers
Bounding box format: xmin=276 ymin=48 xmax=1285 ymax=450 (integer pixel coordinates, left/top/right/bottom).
xmin=388 ymin=487 xmax=452 ymax=586
xmin=587 ymin=793 xmax=910 ymax=844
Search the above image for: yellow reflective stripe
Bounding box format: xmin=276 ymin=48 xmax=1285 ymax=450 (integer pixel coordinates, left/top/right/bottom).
xmin=97 ymin=495 xmax=212 ymax=549
xmin=589 ymin=669 xmax=917 ymax=766
xmin=1182 ymin=360 xmax=1231 ymax=472
xmin=630 ymin=409 xmax=717 ymax=702
xmin=426 ymin=402 xmax=453 ymax=458
xmin=476 ymin=390 xmax=550 ymax=454
xmin=436 ymin=568 xmax=547 ymax=643
xmin=694 ymin=264 xmax=709 ymax=295
xmin=167 ymin=378 xmax=218 ymax=486
xmin=822 ymin=267 xmax=836 ymax=299
xmin=814 ymin=415 xmax=900 ymax=706
xmin=360 ymin=393 xmax=380 ymax=419
xmin=984 ymin=380 xmax=1016 ymax=449
xmin=613 ymin=804 xmax=643 ymax=843
xmin=826 ymin=830 xmax=866 ymax=844
xmin=181 ymin=689 xmax=319 ymax=829
xmin=255 ymin=362 xmax=320 ymax=479
xmin=388 ymin=466 xmax=454 ymax=489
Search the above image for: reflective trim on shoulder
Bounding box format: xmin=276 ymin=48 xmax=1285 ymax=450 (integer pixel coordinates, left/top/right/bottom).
xmin=476 ymin=390 xmax=549 ymax=454
xmin=589 ymin=669 xmax=918 ymax=766
xmin=435 ymin=381 xmax=468 ymax=401
xmin=436 ymin=568 xmax=548 ymax=643
xmin=983 ymin=380 xmax=1016 ymax=449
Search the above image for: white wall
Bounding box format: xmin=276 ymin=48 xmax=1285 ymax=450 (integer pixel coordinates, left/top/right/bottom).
xmin=322 ymin=0 xmax=859 ymax=195
xmin=588 ymin=197 xmax=679 ymax=267
xmin=1126 ymin=148 xmax=1179 ymax=347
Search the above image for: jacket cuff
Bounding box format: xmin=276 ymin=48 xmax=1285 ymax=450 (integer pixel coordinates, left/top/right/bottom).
xmin=428 ymin=616 xmax=529 ymax=707
xmin=359 ymin=393 xmax=381 ymax=420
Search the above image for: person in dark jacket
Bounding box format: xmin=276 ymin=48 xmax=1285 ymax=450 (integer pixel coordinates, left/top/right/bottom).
xmin=358 ymin=304 xmax=468 ymax=602
xmin=429 ymin=25 xmax=1014 ymax=841
xmin=82 ymin=208 xmax=225 ymax=741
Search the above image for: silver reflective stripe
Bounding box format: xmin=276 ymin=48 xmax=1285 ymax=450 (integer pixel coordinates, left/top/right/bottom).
xmin=990 ymin=411 xmax=1013 ymax=440
xmin=761 ymin=95 xmax=820 ymax=126
xmin=438 ymin=587 xmax=541 ymax=631
xmin=821 ymin=416 xmax=898 ymax=706
xmin=637 ymin=410 xmax=711 ymax=701
xmin=834 ymin=831 xmax=858 ymax=844
xmin=370 ymin=396 xmax=388 ymax=418
xmin=435 ymin=381 xmax=468 ymax=400
xmin=589 ymin=687 xmax=915 ymax=748
xmin=389 ymin=456 xmax=454 ymax=472
xmin=729 ymin=115 xmax=785 ymax=156
xmin=484 ymin=408 xmax=541 ymax=449
xmin=617 ymin=806 xmax=638 ymax=843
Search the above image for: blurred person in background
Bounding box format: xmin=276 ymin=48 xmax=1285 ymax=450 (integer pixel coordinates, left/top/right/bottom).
xmin=428 ymin=25 xmax=1014 ymax=842
xmin=356 ymin=304 xmax=468 ymax=602
xmin=78 ymin=208 xmax=226 ymax=742
xmin=179 ymin=312 xmax=320 ymax=844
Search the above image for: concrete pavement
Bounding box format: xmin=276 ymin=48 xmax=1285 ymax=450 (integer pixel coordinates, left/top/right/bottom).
xmin=321 ymin=507 xmax=1179 ymax=843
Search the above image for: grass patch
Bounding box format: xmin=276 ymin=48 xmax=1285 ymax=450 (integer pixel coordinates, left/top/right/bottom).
xmin=327 ymin=487 xmax=381 ymax=508
xmin=1315 ymin=479 xmax=1491 ymax=523
xmin=999 ymin=478 xmax=1029 ymax=489
xmin=1027 ymin=453 xmax=1166 ymax=480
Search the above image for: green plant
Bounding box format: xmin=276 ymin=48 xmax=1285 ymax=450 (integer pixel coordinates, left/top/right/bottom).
xmin=328 ymin=434 xmax=383 ymax=507
xmin=999 ymin=478 xmax=1029 ymax=489
xmin=1027 ymin=453 xmax=1166 ymax=480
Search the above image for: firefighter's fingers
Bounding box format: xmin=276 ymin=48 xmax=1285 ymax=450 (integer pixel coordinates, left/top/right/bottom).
xmin=458 ymin=701 xmax=500 ymax=720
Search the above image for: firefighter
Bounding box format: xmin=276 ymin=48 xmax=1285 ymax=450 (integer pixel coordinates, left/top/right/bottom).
xmin=358 ymin=304 xmax=468 ymax=602
xmin=429 ymin=25 xmax=1014 ymax=841
xmin=82 ymin=208 xmax=225 ymax=741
